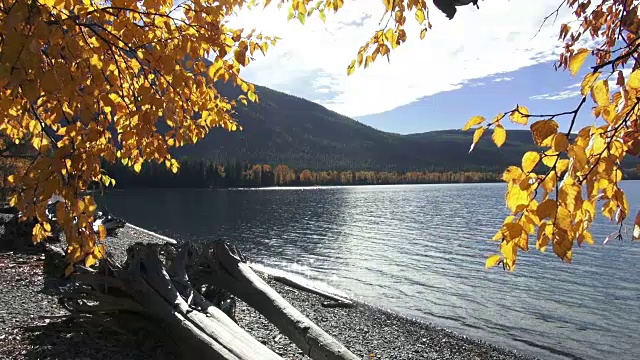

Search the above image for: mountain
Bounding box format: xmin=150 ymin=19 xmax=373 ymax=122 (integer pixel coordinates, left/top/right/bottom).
xmin=173 ymin=85 xmax=531 ymax=172
xmin=173 ymin=84 xmax=635 ymax=173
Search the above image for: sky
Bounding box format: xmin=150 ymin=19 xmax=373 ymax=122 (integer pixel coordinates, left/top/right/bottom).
xmin=228 ymin=0 xmax=618 ymax=135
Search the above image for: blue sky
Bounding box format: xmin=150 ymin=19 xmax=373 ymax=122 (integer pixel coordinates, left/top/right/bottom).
xmin=230 ymin=0 xmax=614 ymax=135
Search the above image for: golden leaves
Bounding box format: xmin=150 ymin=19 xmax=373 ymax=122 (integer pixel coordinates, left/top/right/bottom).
xmin=628 ymin=70 xmax=640 ymax=89
xmin=485 ymin=254 xmax=502 ymax=269
xmin=98 ymin=225 xmax=107 ymax=241
xmin=0 ymin=0 xmax=279 ymax=269
xmin=569 ymin=48 xmax=590 ymax=76
xmin=552 ymin=133 xmax=570 ymax=152
xmin=500 ymin=240 xmax=517 ymax=270
xmin=568 ymin=144 xmax=588 ymax=170
xmin=521 ymin=152 xmax=540 ymax=173
xmin=505 ymin=184 xmax=530 ymax=214
xmin=462 ymin=115 xmax=485 ymax=131
xmin=492 ymin=125 xmax=506 ymax=147
xmin=347 ymin=60 xmax=356 ymax=76
xmin=484 ymin=8 xmax=638 ymax=268
xmin=581 ymin=72 xmax=600 ymax=96
xmin=509 ymin=105 xmax=529 ymax=125
xmin=502 ymin=166 xmax=523 ymax=183
xmin=415 ymin=9 xmax=425 ymax=24
xmin=530 ymin=119 xmax=559 ymax=146
xmin=469 ymin=126 xmax=485 ymax=153
xmin=591 ymin=80 xmax=610 ymax=106
xmin=536 ymin=199 xmax=557 ymax=220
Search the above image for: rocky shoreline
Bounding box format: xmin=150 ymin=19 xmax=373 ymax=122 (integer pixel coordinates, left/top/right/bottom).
xmin=0 ymin=218 xmax=537 ymax=360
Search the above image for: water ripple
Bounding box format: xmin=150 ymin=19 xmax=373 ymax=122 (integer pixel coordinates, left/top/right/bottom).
xmin=98 ymin=182 xmax=640 ymax=360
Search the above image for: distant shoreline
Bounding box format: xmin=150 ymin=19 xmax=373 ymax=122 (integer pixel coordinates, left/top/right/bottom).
xmin=100 ymin=177 xmax=640 ymax=191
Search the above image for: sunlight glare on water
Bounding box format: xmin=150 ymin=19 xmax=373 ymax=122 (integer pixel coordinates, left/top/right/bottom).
xmin=98 ymin=182 xmax=640 ymax=360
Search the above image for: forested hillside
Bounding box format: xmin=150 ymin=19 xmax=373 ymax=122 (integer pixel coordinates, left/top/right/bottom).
xmin=172 ymin=84 xmax=539 ymax=172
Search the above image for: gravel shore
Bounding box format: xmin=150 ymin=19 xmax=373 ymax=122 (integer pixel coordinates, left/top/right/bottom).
xmin=0 ymin=216 xmax=536 ymax=360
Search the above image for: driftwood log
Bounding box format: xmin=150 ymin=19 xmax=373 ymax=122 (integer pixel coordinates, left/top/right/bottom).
xmin=266 ymin=273 xmax=354 ymax=308
xmin=61 ymin=240 xmax=359 ymax=360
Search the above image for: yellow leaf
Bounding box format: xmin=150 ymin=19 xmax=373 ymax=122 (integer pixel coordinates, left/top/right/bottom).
xmin=552 ymin=133 xmax=570 ymax=152
xmin=492 ymin=125 xmax=506 ymax=147
xmin=556 ymin=206 xmax=572 ymax=230
xmin=420 ymin=28 xmax=427 ymax=40
xmin=462 ymin=116 xmax=485 ymax=131
xmin=502 ymin=166 xmax=523 ymax=183
xmin=568 ymin=144 xmax=588 ymax=170
xmin=64 ymin=264 xmax=74 ymax=277
xmin=627 ymin=70 xmax=640 ymax=89
xmin=553 ymin=229 xmax=573 ymax=262
xmin=247 ymin=90 xmax=257 ymax=102
xmin=134 ymin=161 xmax=142 ymax=173
xmin=559 ymin=178 xmax=581 ymax=212
xmin=581 ymin=231 xmax=594 ymax=246
xmin=501 ymin=222 xmax=523 ymax=240
xmin=505 ymin=185 xmax=530 ymax=213
xmin=542 ymin=154 xmax=557 ymax=168
xmin=536 ymin=199 xmax=557 ymax=220
xmin=556 ymin=159 xmax=570 ymax=174
xmin=509 ymin=105 xmax=529 ymax=125
xmin=472 ymin=127 xmax=485 ymax=142
xmin=521 ymin=151 xmax=540 ymax=173
xmin=591 ymin=80 xmax=610 ymax=107
xmin=581 ymin=72 xmax=600 ymax=96
xmin=85 ymin=254 xmax=97 ymax=267
xmin=415 ymin=9 xmax=425 ymax=24
xmin=347 ymin=60 xmax=356 ymax=76
xmin=536 ymin=222 xmax=553 ymax=251
xmin=485 ymin=254 xmax=502 ymax=269
xmin=530 ymin=119 xmax=558 ymax=146
xmin=569 ymin=48 xmax=589 ymax=76
xmin=98 ymin=224 xmax=107 ymax=240
xmin=500 ymin=241 xmax=517 ymax=270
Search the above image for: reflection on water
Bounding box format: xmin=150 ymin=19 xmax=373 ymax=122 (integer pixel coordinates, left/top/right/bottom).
xmin=97 ymin=182 xmax=640 ymax=360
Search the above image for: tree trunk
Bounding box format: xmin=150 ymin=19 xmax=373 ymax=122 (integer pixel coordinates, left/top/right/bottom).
xmin=266 ymin=273 xmax=354 ymax=308
xmin=62 ymin=241 xmax=359 ymax=360
xmin=63 ymin=243 xmax=281 ymax=360
xmin=192 ymin=242 xmax=359 ymax=360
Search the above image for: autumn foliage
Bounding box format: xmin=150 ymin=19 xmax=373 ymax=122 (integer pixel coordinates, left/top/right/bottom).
xmin=468 ymin=0 xmax=640 ymax=270
xmin=0 ymin=0 xmax=639 ymax=271
xmin=0 ymin=0 xmax=277 ymax=272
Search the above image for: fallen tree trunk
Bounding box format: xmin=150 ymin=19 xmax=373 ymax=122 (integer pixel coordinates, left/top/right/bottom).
xmin=61 ymin=240 xmax=359 ymax=360
xmin=267 ymin=273 xmax=354 ymax=308
xmin=192 ymin=242 xmax=359 ymax=360
xmin=62 ymin=243 xmax=281 ymax=360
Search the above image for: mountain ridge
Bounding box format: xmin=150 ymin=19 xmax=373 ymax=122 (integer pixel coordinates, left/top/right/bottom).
xmin=173 ymin=83 xmax=548 ymax=172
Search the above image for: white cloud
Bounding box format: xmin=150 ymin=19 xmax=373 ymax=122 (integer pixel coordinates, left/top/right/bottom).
xmin=229 ymin=0 xmax=588 ymax=117
xmin=492 ymin=77 xmax=513 ymax=82
xmin=531 ymin=67 xmax=634 ymax=100
xmin=530 ymin=90 xmax=581 ymax=101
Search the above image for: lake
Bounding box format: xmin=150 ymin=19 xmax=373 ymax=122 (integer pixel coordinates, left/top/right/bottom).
xmin=96 ymin=182 xmax=640 ymax=360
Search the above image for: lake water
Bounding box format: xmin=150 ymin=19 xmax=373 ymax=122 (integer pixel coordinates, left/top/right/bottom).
xmin=96 ymin=182 xmax=640 ymax=360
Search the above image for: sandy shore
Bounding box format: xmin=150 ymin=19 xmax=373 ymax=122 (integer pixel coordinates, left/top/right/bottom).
xmin=0 ymin=217 xmax=537 ymax=360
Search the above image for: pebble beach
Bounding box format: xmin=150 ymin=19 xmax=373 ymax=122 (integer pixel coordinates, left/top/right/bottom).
xmin=0 ymin=216 xmax=537 ymax=360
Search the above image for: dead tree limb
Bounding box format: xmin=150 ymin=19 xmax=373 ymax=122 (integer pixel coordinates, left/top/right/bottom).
xmin=62 ymin=243 xmax=281 ymax=360
xmin=61 ymin=240 xmax=359 ymax=360
xmin=193 ymin=241 xmax=359 ymax=360
xmin=267 ymin=274 xmax=354 ymax=308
